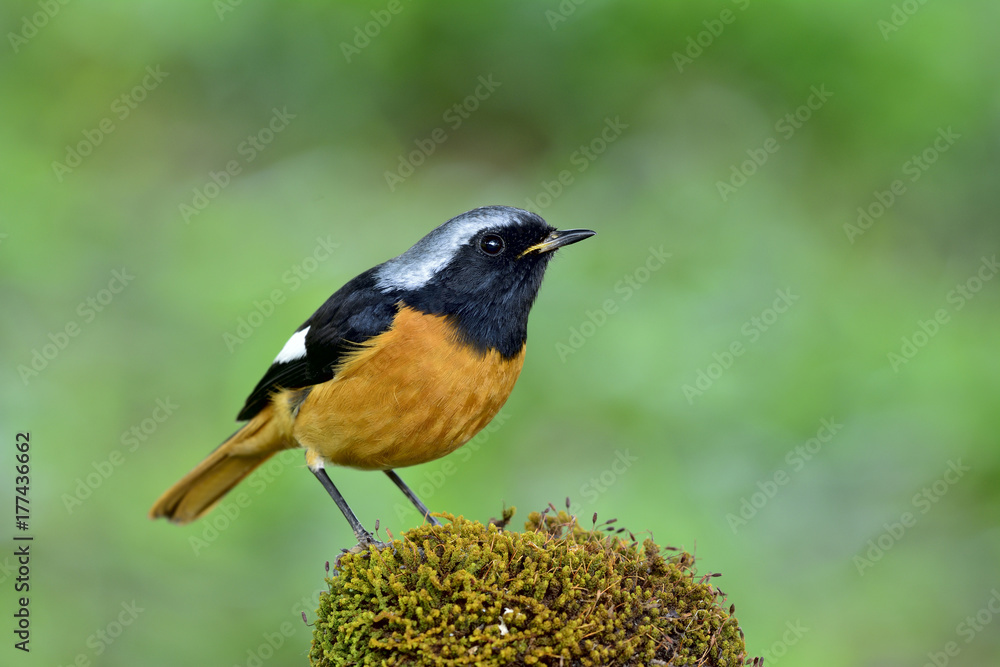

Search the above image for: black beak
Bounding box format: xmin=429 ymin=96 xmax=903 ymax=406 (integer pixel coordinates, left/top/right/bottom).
xmin=523 ymin=228 xmax=596 ymax=256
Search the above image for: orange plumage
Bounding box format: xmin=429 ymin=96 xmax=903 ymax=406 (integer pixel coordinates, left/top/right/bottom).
xmin=296 ymin=305 xmax=524 ymax=470
xmin=149 ymin=305 xmax=523 ymax=523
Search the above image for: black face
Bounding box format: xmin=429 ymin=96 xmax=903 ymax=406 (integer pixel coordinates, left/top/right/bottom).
xmin=404 ymin=218 xmax=562 ymax=358
xmin=451 ymin=220 xmax=556 ymax=290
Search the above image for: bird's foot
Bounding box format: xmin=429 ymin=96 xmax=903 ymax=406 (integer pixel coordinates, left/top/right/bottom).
xmin=334 ymin=536 xmax=392 ymax=567
xmin=356 ymin=533 xmax=391 ymax=550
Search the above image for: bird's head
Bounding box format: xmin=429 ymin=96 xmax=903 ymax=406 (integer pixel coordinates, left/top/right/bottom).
xmin=374 ymin=206 xmax=595 ymax=356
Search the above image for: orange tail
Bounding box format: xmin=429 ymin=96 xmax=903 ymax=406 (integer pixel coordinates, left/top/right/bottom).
xmin=149 ymin=405 xmax=293 ymax=524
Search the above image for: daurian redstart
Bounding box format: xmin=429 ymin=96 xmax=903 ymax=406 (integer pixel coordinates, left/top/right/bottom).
xmin=149 ymin=206 xmax=594 ymax=544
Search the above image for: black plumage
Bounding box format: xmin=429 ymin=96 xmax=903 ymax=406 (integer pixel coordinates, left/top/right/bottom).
xmin=237 ymin=269 xmax=397 ymax=420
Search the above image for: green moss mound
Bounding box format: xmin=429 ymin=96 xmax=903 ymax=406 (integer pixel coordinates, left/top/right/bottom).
xmin=310 ymin=509 xmax=748 ymax=666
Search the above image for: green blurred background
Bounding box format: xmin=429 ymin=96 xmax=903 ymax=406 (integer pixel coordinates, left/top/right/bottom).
xmin=3 ymin=1 xmax=999 ymax=665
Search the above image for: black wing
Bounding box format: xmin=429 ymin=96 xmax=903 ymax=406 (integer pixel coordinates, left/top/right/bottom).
xmin=236 ymin=268 xmax=399 ymax=421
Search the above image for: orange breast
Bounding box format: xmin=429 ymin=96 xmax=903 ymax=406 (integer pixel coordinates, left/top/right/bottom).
xmin=290 ymin=305 xmax=525 ymax=470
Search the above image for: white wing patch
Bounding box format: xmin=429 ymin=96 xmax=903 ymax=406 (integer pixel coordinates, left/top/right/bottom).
xmin=273 ymin=326 xmax=309 ymax=364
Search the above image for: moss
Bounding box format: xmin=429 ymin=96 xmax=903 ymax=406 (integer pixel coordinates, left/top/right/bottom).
xmin=310 ymin=509 xmax=749 ymax=666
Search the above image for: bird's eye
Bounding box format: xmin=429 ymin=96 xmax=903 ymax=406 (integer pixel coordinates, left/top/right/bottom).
xmin=479 ymin=233 xmax=505 ymax=256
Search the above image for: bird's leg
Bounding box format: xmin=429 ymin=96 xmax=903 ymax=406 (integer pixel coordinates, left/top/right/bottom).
xmin=385 ymin=469 xmax=442 ymax=527
xmin=310 ymin=467 xmax=375 ymax=546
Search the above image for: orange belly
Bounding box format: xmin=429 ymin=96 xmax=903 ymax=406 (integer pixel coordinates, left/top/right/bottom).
xmin=289 ymin=305 xmax=525 ymax=470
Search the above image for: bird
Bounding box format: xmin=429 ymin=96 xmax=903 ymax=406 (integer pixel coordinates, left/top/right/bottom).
xmin=149 ymin=205 xmax=594 ymax=545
